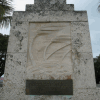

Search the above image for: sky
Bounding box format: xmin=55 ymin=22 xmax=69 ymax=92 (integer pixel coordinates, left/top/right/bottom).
xmin=0 ymin=0 xmax=100 ymax=59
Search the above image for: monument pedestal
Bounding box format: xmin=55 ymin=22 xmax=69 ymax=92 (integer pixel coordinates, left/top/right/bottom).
xmin=1 ymin=0 xmax=100 ymax=100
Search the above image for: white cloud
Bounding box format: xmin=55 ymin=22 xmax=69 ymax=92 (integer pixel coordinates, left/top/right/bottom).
xmin=13 ymin=0 xmax=34 ymax=11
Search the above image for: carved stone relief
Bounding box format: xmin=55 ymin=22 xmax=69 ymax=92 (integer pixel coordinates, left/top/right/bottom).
xmin=27 ymin=23 xmax=73 ymax=80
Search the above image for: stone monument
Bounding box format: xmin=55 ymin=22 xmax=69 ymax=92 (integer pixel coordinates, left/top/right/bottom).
xmin=1 ymin=0 xmax=100 ymax=100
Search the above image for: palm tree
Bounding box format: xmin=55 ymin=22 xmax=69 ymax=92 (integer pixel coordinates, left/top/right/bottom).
xmin=0 ymin=33 xmax=9 ymax=77
xmin=98 ymin=0 xmax=100 ymax=12
xmin=0 ymin=0 xmax=13 ymax=28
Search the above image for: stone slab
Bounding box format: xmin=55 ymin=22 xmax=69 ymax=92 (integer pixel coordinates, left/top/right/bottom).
xmin=26 ymin=4 xmax=74 ymax=11
xmin=34 ymin=0 xmax=66 ymax=5
xmin=12 ymin=11 xmax=88 ymax=22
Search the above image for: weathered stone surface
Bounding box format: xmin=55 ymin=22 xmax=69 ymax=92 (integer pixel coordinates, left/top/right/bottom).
xmin=72 ymin=88 xmax=100 ymax=100
xmin=34 ymin=0 xmax=66 ymax=5
xmin=3 ymin=53 xmax=27 ymax=89
xmin=7 ymin=22 xmax=28 ymax=53
xmin=25 ymin=95 xmax=70 ymax=100
xmin=71 ymin=33 xmax=92 ymax=53
xmin=1 ymin=87 xmax=100 ymax=100
xmin=49 ymin=11 xmax=87 ymax=22
xmin=2 ymin=53 xmax=27 ymax=100
xmin=71 ymin=22 xmax=90 ymax=33
xmin=12 ymin=11 xmax=50 ymax=22
xmin=3 ymin=88 xmax=26 ymax=100
xmin=72 ymin=52 xmax=96 ymax=89
xmin=71 ymin=22 xmax=92 ymax=52
xmin=26 ymin=4 xmax=74 ymax=11
xmin=12 ymin=11 xmax=88 ymax=22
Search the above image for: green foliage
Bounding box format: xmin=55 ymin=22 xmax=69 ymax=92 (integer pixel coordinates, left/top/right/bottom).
xmin=98 ymin=0 xmax=100 ymax=12
xmin=0 ymin=33 xmax=9 ymax=77
xmin=94 ymin=55 xmax=100 ymax=84
xmin=0 ymin=0 xmax=13 ymax=28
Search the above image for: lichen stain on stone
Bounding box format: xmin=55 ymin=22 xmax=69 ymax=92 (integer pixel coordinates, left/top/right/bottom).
xmin=10 ymin=55 xmax=13 ymax=58
xmin=67 ymin=75 xmax=71 ymax=79
xmin=15 ymin=22 xmax=23 ymax=26
xmin=19 ymin=36 xmax=23 ymax=50
xmin=13 ymin=26 xmax=15 ymax=29
xmin=17 ymin=61 xmax=21 ymax=65
xmin=78 ymin=70 xmax=80 ymax=74
xmin=73 ymin=33 xmax=83 ymax=50
xmin=84 ymin=59 xmax=88 ymax=64
xmin=14 ymin=31 xmax=21 ymax=37
xmin=17 ymin=22 xmax=23 ymax=25
xmin=73 ymin=49 xmax=81 ymax=64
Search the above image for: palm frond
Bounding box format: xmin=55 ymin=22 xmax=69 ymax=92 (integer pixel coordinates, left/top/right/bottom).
xmin=0 ymin=16 xmax=12 ymax=28
xmin=98 ymin=5 xmax=100 ymax=12
xmin=0 ymin=0 xmax=13 ymax=28
xmin=98 ymin=0 xmax=100 ymax=12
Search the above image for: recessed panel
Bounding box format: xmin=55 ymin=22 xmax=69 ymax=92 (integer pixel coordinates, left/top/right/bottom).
xmin=27 ymin=23 xmax=73 ymax=80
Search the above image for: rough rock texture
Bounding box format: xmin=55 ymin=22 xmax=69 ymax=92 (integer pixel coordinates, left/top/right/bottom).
xmin=1 ymin=0 xmax=100 ymax=100
xmin=26 ymin=4 xmax=74 ymax=11
xmin=26 ymin=0 xmax=74 ymax=11
xmin=12 ymin=11 xmax=88 ymax=22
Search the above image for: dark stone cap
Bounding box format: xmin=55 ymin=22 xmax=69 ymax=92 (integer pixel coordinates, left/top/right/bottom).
xmin=34 ymin=0 xmax=66 ymax=5
xmin=26 ymin=4 xmax=74 ymax=11
xmin=26 ymin=0 xmax=74 ymax=11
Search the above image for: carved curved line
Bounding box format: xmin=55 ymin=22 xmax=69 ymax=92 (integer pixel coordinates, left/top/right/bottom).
xmin=29 ymin=29 xmax=47 ymax=66
xmin=29 ymin=25 xmax=68 ymax=63
xmin=29 ymin=29 xmax=52 ymax=65
xmin=46 ymin=43 xmax=71 ymax=60
xmin=44 ymin=36 xmax=60 ymax=60
xmin=44 ymin=41 xmax=52 ymax=60
xmin=27 ymin=68 xmax=39 ymax=73
xmin=62 ymin=50 xmax=72 ymax=60
xmin=37 ymin=31 xmax=54 ymax=34
xmin=29 ymin=38 xmax=35 ymax=67
xmin=41 ymin=25 xmax=66 ymax=28
xmin=29 ymin=34 xmax=38 ymax=67
xmin=44 ymin=35 xmax=71 ymax=60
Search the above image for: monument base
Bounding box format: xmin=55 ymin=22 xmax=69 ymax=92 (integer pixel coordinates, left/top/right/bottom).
xmin=0 ymin=87 xmax=100 ymax=100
